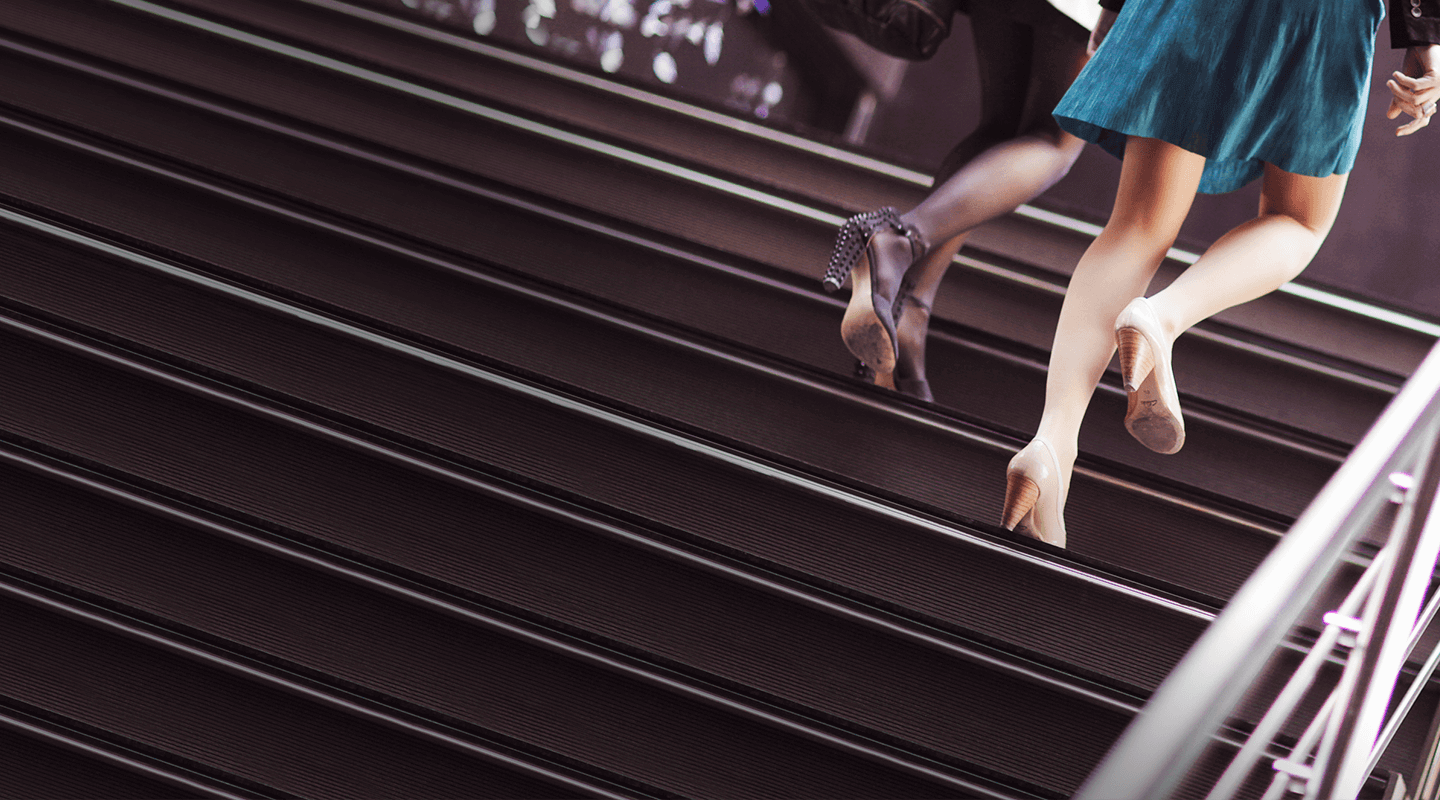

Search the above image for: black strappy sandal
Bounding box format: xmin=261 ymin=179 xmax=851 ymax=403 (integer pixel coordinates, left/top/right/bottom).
xmin=821 ymin=208 xmax=927 ymax=375
xmin=852 ymin=286 xmax=934 ymax=403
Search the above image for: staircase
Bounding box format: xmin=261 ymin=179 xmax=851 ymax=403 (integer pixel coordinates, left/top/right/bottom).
xmin=0 ymin=1 xmax=1434 ymax=797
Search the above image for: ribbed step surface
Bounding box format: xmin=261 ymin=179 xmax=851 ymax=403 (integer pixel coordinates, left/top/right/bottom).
xmin=0 ymin=96 xmax=1283 ymax=603
xmin=0 ymin=0 xmax=1426 ymax=797
xmin=0 ymin=2 xmax=1364 ymax=517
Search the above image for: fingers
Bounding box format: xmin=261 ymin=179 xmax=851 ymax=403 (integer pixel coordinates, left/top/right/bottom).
xmin=1393 ymin=70 xmax=1425 ymax=91
xmin=1389 ymin=72 xmax=1440 ymax=111
xmin=1397 ymin=103 xmax=1436 ymax=136
xmin=1388 ymin=82 xmax=1440 ymax=126
xmin=1388 ymin=77 xmax=1423 ymax=109
xmin=1388 ymin=74 xmax=1440 ymax=134
xmin=1398 ymin=113 xmax=1430 ymax=136
xmin=1391 ymin=48 xmax=1440 ymax=134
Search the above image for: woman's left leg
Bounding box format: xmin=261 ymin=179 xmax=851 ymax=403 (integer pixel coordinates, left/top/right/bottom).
xmin=1031 ymin=138 xmax=1204 ymax=474
xmin=1144 ymin=164 xmax=1349 ymax=343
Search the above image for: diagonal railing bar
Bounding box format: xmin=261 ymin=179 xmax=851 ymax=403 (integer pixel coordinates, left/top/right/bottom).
xmin=1370 ymin=587 xmax=1440 ymax=775
xmin=1267 ymin=691 xmax=1341 ymax=800
xmin=1204 ymin=549 xmax=1390 ymax=799
xmin=1075 ymin=337 xmax=1440 ymax=800
xmin=1324 ymin=442 xmax=1440 ymax=799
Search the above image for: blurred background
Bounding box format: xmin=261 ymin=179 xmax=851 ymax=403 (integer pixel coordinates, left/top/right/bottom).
xmin=377 ymin=0 xmax=1440 ymax=320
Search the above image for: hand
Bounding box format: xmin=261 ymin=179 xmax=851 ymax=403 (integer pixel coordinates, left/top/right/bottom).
xmin=1387 ymin=45 xmax=1440 ymax=136
xmin=1088 ymin=9 xmax=1117 ymax=56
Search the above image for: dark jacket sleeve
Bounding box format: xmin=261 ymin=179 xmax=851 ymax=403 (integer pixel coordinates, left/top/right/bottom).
xmin=1102 ymin=0 xmax=1436 ymax=46
xmin=1393 ymin=0 xmax=1440 ymax=47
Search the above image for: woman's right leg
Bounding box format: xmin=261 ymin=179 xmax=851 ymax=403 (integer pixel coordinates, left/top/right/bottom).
xmin=1017 ymin=137 xmax=1203 ymax=534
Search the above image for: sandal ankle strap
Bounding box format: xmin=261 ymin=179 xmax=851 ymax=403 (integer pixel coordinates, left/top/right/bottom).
xmin=821 ymin=207 xmax=928 ymax=292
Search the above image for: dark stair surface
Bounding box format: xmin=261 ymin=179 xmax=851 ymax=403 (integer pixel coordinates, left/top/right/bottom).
xmin=0 ymin=0 xmax=1433 ymax=797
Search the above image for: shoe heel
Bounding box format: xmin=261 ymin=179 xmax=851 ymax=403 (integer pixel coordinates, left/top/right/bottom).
xmin=1116 ymin=327 xmax=1154 ymax=392
xmin=1001 ymin=439 xmax=1067 ymax=546
xmin=822 ymin=215 xmax=866 ymax=292
xmin=1001 ymin=471 xmax=1039 ymax=530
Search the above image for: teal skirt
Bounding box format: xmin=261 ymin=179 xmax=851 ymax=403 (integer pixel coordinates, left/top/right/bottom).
xmin=1053 ymin=0 xmax=1385 ymax=194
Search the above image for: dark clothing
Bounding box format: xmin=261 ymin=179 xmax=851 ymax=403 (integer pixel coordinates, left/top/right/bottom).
xmin=1100 ymin=0 xmax=1440 ymax=47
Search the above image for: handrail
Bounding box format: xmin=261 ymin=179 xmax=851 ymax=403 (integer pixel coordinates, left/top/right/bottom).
xmin=1076 ymin=336 xmax=1440 ymax=799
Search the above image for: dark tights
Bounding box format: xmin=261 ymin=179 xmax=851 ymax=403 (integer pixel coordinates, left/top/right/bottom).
xmin=888 ymin=5 xmax=1090 ymax=384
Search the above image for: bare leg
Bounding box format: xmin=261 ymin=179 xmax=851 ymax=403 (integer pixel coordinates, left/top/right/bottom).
xmin=1033 ymin=137 xmax=1204 ymax=478
xmin=1145 ymin=164 xmax=1349 ymax=341
xmin=1003 ymin=137 xmax=1201 ymax=545
xmin=1025 ymin=143 xmax=1348 ymax=529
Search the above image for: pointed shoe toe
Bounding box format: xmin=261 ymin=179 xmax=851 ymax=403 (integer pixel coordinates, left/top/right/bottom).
xmin=1001 ymin=439 xmax=1067 ymax=548
xmin=1114 ymin=298 xmax=1185 ymax=455
xmin=892 ymin=291 xmax=933 ymax=402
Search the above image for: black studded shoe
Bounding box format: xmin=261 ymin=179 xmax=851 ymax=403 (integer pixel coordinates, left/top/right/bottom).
xmin=821 ymin=208 xmax=927 ymax=375
xmin=852 ymin=286 xmax=934 ymax=403
xmin=891 ymin=288 xmax=934 ymax=402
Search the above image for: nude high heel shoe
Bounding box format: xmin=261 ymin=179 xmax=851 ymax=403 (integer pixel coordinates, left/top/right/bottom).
xmin=1114 ymin=297 xmax=1185 ymax=455
xmin=822 ymin=208 xmax=927 ymax=375
xmin=1001 ymin=438 xmax=1067 ymax=548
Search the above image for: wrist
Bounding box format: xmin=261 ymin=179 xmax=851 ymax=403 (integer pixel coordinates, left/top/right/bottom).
xmin=1412 ymin=44 xmax=1440 ymax=74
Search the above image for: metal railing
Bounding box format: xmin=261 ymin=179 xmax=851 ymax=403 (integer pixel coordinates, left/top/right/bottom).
xmin=1076 ymin=337 xmax=1440 ymax=800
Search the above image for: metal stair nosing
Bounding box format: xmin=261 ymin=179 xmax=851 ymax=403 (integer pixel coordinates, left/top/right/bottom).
xmin=0 ymin=428 xmax=1121 ymax=799
xmin=0 ymin=575 xmax=614 ymax=800
xmin=0 ymin=50 xmax=1350 ymax=522
xmin=134 ymin=0 xmax=1440 ymax=379
xmin=0 ymin=0 xmax=1421 ymax=418
xmin=0 ymin=154 xmax=1290 ymax=606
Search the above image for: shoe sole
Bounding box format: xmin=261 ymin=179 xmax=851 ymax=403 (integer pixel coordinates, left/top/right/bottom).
xmin=840 ymin=253 xmax=896 ymax=373
xmin=1117 ymin=326 xmax=1184 ymax=455
xmin=1124 ymin=367 xmax=1185 ymax=454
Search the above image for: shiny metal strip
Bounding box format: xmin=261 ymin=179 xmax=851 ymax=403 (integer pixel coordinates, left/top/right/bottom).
xmin=107 ymin=0 xmax=1440 ymax=352
xmin=0 ymin=445 xmax=1025 ymax=797
xmin=1074 ymin=335 xmax=1440 ymax=799
xmin=0 ymin=201 xmax=1214 ymax=623
xmin=0 ymin=576 xmax=640 ymax=800
xmin=0 ymin=711 xmax=255 ymax=800
xmin=0 ymin=437 xmax=1143 ymax=718
xmin=106 ymin=0 xmax=838 ymax=224
xmin=1367 ymin=588 xmax=1440 ymax=774
xmin=1203 ymin=549 xmax=1387 ymax=800
xmin=290 ymin=0 xmax=939 ymax=184
xmin=0 ymin=66 xmax=1287 ymax=533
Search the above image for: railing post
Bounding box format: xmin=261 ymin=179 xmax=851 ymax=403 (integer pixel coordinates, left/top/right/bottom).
xmin=1413 ymin=705 xmax=1440 ymax=800
xmin=1074 ymin=339 xmax=1440 ymax=800
xmin=1320 ymin=425 xmax=1440 ymax=799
